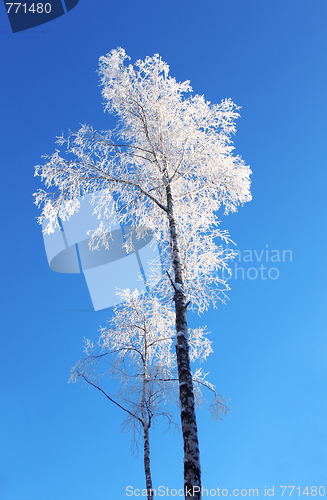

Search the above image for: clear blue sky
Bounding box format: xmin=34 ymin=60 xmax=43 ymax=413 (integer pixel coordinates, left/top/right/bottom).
xmin=1 ymin=1 xmax=327 ymax=498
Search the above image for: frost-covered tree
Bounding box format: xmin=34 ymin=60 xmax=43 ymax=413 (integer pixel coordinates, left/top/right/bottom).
xmin=71 ymin=289 xmax=176 ymax=499
xmin=34 ymin=48 xmax=251 ymax=499
xmin=71 ymin=289 xmax=228 ymax=499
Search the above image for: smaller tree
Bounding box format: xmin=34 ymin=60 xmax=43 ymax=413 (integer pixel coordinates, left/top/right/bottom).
xmin=70 ymin=289 xmax=229 ymax=497
xmin=71 ymin=289 xmax=175 ymax=499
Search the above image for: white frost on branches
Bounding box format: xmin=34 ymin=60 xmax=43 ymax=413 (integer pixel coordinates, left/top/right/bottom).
xmin=34 ymin=47 xmax=251 ymax=314
xmin=70 ymin=289 xmax=229 ymax=442
xmin=70 ymin=289 xmax=177 ymax=443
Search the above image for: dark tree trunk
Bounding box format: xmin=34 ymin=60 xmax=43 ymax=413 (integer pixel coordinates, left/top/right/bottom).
xmin=166 ymin=183 xmax=201 ymax=500
xmin=143 ymin=422 xmax=153 ymax=500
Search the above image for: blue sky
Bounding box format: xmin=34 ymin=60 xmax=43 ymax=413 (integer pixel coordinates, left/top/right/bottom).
xmin=1 ymin=0 xmax=327 ymax=498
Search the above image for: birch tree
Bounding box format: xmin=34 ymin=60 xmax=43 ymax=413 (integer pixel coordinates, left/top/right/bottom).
xmin=34 ymin=48 xmax=251 ymax=499
xmin=71 ymin=289 xmax=176 ymax=499
xmin=71 ymin=289 xmax=228 ymax=498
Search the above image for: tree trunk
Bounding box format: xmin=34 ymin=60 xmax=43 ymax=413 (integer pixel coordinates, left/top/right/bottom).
xmin=141 ymin=326 xmax=153 ymax=500
xmin=166 ymin=183 xmax=201 ymax=500
xmin=143 ymin=422 xmax=153 ymax=500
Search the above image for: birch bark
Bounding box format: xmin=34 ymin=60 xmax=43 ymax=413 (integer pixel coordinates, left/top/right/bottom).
xmin=143 ymin=422 xmax=153 ymax=500
xmin=142 ymin=325 xmax=154 ymax=500
xmin=166 ymin=182 xmax=201 ymax=499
